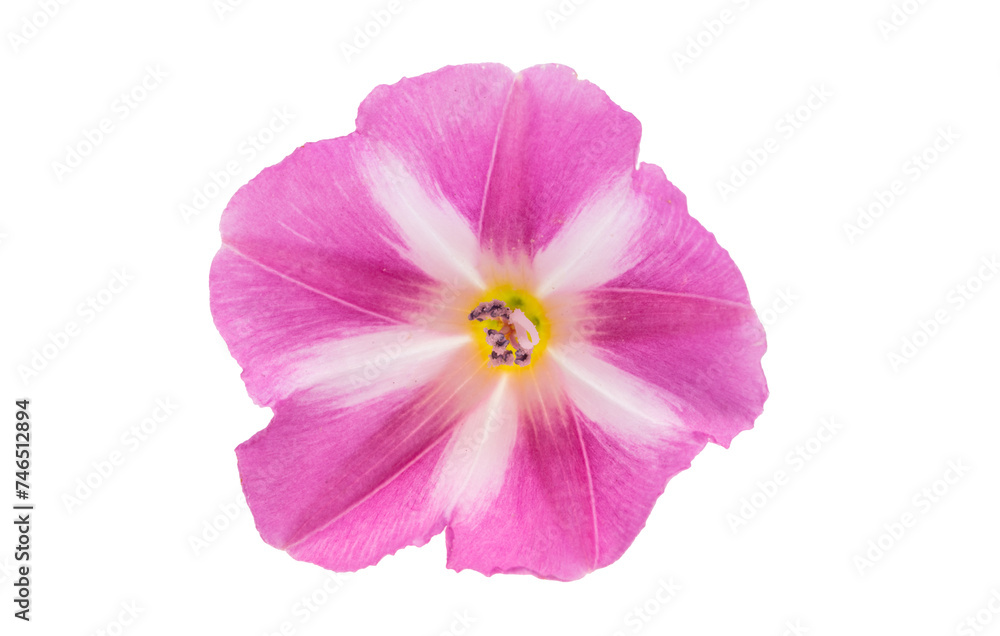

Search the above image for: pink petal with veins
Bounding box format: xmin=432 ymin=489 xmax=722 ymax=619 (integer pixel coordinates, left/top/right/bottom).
xmin=478 ymin=64 xmax=642 ymax=259
xmin=237 ymin=351 xmax=492 ymax=569
xmin=445 ymin=359 xmax=709 ymax=580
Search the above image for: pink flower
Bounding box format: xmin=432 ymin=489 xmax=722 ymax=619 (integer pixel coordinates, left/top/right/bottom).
xmin=210 ymin=63 xmax=767 ymax=581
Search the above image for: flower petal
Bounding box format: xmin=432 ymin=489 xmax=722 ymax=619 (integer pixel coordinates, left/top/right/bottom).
xmin=443 ymin=365 xmax=599 ymax=581
xmin=212 ymin=64 xmax=518 ymax=405
xmin=356 ymin=63 xmax=515 ymax=229
xmin=236 ymin=349 xmax=493 ymax=570
xmin=531 ymin=174 xmax=646 ymax=296
xmin=218 ymin=134 xmax=448 ymax=324
xmin=210 ymin=246 xmax=474 ymax=406
xmin=532 ymin=160 xmax=767 ymax=447
xmin=444 ymin=359 xmax=708 ymax=580
xmin=431 ymin=377 xmax=519 ymax=520
xmin=548 ymin=347 xmax=712 ymax=568
xmin=534 ymin=163 xmax=755 ymax=303
xmin=569 ymin=287 xmax=767 ymax=447
xmin=478 ymin=64 xmax=642 ymax=259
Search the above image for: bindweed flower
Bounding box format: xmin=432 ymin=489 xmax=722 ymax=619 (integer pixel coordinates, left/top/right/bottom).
xmin=210 ymin=63 xmax=767 ymax=581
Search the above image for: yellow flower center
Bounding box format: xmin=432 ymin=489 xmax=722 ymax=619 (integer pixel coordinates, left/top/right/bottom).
xmin=467 ymin=285 xmax=548 ymax=370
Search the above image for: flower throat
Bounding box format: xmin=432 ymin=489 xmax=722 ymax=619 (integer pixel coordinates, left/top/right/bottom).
xmin=468 ymin=299 xmax=541 ymax=368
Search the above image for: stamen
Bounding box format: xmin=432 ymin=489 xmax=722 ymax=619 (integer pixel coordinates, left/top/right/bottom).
xmin=468 ymin=300 xmax=512 ymax=322
xmin=488 ymin=349 xmax=515 ymax=368
xmin=485 ymin=328 xmax=508 ymax=349
xmin=469 ymin=298 xmax=540 ymax=368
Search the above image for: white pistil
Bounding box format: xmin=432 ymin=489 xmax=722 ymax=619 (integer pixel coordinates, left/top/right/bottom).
xmin=509 ymin=309 xmax=540 ymax=351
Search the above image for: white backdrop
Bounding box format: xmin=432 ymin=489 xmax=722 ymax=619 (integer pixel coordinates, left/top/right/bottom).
xmin=3 ymin=0 xmax=999 ymax=634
